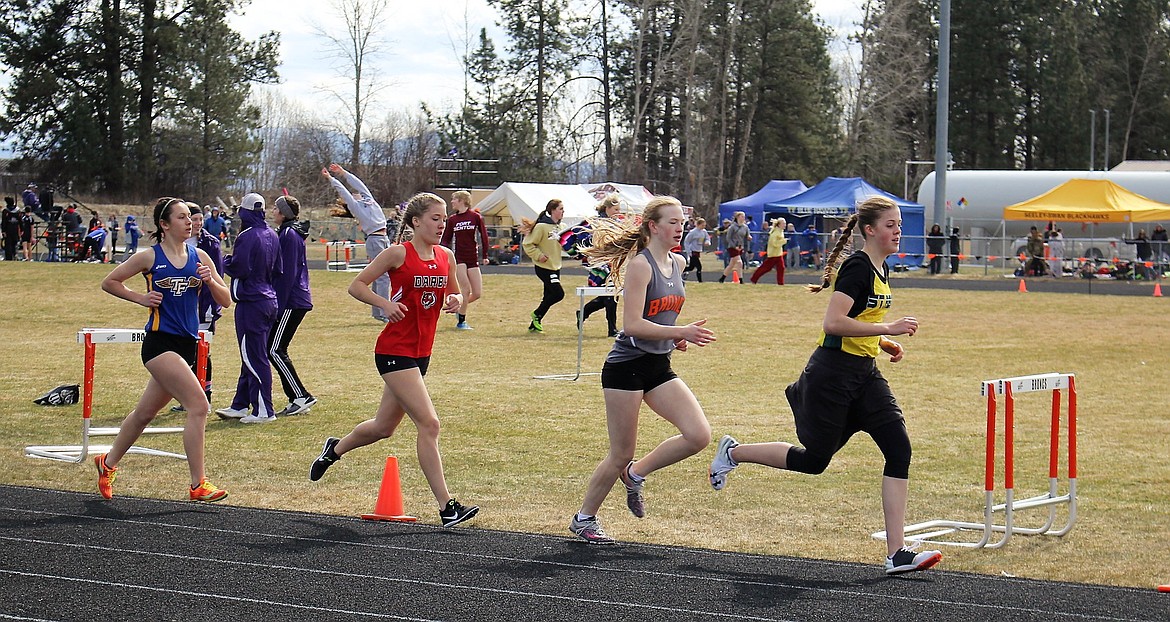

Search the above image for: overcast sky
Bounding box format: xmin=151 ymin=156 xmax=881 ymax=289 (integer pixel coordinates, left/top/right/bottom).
xmin=229 ymin=0 xmax=866 ymax=115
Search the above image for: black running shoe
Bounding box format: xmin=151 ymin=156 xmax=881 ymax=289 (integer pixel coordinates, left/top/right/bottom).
xmin=439 ymin=498 xmax=479 ymax=527
xmin=309 ymin=437 xmax=341 ymax=481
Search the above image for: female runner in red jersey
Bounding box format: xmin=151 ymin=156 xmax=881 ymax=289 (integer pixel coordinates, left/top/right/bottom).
xmin=309 ymin=192 xmax=479 ymax=527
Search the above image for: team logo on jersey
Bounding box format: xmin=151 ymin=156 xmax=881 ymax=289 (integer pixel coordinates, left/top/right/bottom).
xmin=866 ymin=293 xmax=892 ymax=309
xmin=155 ymin=276 xmax=202 ymax=295
xmin=420 ymin=291 xmax=437 ymax=309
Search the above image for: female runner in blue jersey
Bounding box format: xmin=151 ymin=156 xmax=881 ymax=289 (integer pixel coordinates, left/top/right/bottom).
xmin=95 ymin=197 xmax=233 ymax=502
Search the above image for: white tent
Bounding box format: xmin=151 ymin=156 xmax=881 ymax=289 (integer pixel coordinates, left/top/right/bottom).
xmin=477 ymin=182 xmax=599 ymax=228
xmin=580 ymin=182 xmax=655 ymax=213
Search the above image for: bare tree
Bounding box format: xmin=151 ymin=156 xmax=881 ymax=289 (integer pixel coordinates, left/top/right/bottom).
xmin=314 ymin=0 xmax=390 ymax=166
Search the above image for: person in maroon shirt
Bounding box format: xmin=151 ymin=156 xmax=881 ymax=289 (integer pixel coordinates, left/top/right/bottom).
xmin=439 ymin=190 xmax=490 ymax=330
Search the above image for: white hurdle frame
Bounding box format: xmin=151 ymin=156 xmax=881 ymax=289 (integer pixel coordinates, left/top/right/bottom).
xmin=23 ymin=328 xmax=210 ymax=463
xmin=873 ymin=372 xmax=1077 ymax=549
xmin=534 ymin=286 xmax=616 ymax=381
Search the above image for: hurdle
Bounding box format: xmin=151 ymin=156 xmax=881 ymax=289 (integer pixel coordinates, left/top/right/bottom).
xmin=873 ymin=372 xmax=1077 ymax=549
xmin=325 ymin=240 xmax=367 ymax=272
xmin=23 ymin=328 xmax=210 ymax=463
xmin=534 ymin=286 xmax=616 ymax=381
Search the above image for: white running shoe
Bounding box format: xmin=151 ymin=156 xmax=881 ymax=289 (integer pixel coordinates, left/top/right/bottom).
xmin=709 ymin=435 xmax=740 ymax=490
xmin=215 ymin=406 xmax=249 ymax=420
xmin=240 ymin=414 xmax=277 ymax=424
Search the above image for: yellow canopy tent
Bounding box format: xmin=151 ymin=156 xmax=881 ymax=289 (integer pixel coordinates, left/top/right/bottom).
xmin=1003 ymin=179 xmax=1170 ymax=222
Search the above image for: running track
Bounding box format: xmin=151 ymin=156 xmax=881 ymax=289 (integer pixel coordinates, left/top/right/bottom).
xmin=2 ymin=485 xmax=1166 ymax=621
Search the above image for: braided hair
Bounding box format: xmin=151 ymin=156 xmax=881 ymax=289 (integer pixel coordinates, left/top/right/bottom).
xmin=808 ymin=196 xmax=897 ymax=293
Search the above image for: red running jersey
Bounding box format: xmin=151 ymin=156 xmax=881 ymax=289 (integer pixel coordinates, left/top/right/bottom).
xmin=375 ymin=243 xmax=451 ymax=357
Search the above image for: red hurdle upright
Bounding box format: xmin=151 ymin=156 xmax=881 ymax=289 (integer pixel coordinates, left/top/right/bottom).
xmin=873 ymin=372 xmax=1078 ymax=549
xmin=24 ymin=328 xmax=210 ymax=463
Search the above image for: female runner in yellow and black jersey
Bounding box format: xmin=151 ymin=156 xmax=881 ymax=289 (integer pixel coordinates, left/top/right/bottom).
xmin=707 ymin=196 xmax=942 ymax=576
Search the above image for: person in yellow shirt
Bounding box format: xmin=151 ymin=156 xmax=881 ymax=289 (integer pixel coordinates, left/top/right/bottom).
xmin=520 ymin=199 xmax=565 ymax=332
xmin=749 ymin=217 xmax=788 ymax=284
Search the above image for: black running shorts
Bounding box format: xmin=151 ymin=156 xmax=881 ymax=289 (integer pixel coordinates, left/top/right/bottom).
xmin=601 ymin=352 xmax=678 ymax=392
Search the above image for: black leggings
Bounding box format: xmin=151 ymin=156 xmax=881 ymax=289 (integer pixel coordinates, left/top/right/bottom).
xmin=268 ymin=308 xmax=312 ymax=402
xmin=683 ymin=251 xmax=703 ymax=281
xmin=785 ymin=418 xmax=912 ymax=479
xmin=533 ymin=266 xmax=564 ymax=319
xmin=583 ymin=295 xmax=617 ymax=332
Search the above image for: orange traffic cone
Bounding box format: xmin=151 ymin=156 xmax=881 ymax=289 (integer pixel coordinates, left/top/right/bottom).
xmin=1018 ymin=279 xmax=1028 ymax=293
xmin=732 ymin=271 xmax=741 ymax=284
xmin=1154 ymin=283 xmax=1163 ymax=298
xmin=360 ymin=456 xmax=418 ymax=522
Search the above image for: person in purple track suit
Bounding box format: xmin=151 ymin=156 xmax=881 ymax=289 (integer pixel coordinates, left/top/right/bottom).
xmin=215 ymin=192 xmax=283 ymax=424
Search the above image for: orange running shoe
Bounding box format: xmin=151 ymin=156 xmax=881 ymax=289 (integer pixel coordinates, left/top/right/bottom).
xmin=189 ymin=479 xmax=228 ymax=502
xmin=94 ymin=453 xmax=117 ymax=500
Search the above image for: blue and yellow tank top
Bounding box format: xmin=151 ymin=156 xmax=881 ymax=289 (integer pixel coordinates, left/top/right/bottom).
xmin=144 ymin=244 xmax=201 ymax=338
xmin=817 ymin=251 xmax=891 ymax=358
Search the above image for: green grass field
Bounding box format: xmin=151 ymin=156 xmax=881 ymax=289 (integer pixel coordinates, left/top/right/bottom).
xmin=1 ymin=261 xmax=1167 ymax=588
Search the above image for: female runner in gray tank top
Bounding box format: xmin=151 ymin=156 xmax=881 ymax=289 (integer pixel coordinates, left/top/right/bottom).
xmin=568 ymin=196 xmax=717 ymax=544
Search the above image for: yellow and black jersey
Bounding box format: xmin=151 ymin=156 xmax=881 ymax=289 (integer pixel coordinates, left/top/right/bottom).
xmin=817 ymin=251 xmax=892 ymax=358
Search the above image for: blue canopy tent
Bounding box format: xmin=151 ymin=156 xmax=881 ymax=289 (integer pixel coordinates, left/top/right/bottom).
xmin=718 ymin=180 xmax=809 ymax=258
xmin=718 ymin=180 xmax=809 ymax=232
xmin=765 ymin=177 xmax=926 ymax=268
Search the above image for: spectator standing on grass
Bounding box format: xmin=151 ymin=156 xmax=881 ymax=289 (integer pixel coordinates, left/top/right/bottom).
xmin=520 ymin=199 xmax=565 ymax=333
xmin=45 ymin=220 xmax=60 ymax=262
xmin=708 ymin=196 xmax=943 ymax=576
xmin=1048 ymin=229 xmax=1064 ymax=277
xmin=926 ymin=224 xmax=945 ymax=275
xmin=268 ymin=195 xmax=317 ymax=417
xmin=123 ymin=215 xmax=141 ymax=260
xmin=1026 ymin=226 xmax=1046 ymax=276
xmin=108 ymin=214 xmax=119 ymax=260
xmin=308 ymin=192 xmax=480 ymax=528
xmin=205 ymin=206 xmax=226 ymax=241
xmin=215 ymin=193 xmax=283 ymax=424
xmin=2 ymin=197 xmax=19 ymax=261
xmin=785 ymin=222 xmax=799 ymax=269
xmin=1151 ymin=224 xmax=1168 ymax=268
xmin=440 ymin=190 xmax=490 ymax=330
xmin=569 ymin=196 xmax=716 ymax=544
xmin=750 ymin=217 xmax=788 ymax=285
xmin=323 ymin=163 xmax=390 ymax=322
xmin=948 ymin=227 xmax=961 ymax=274
xmin=94 ymin=197 xmax=232 ymax=503
xmin=681 ymin=217 xmax=710 ymax=282
xmin=1129 ymin=229 xmax=1153 ymax=281
xmin=19 ymin=206 xmax=35 ymax=261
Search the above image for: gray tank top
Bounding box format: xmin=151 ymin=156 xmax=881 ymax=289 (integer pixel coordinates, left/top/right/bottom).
xmin=607 ymin=249 xmax=685 ymax=362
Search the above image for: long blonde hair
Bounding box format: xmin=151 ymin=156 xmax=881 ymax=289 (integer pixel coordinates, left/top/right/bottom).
xmin=808 ymin=196 xmax=897 ymax=293
xmin=581 ymin=195 xmax=681 ymax=293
